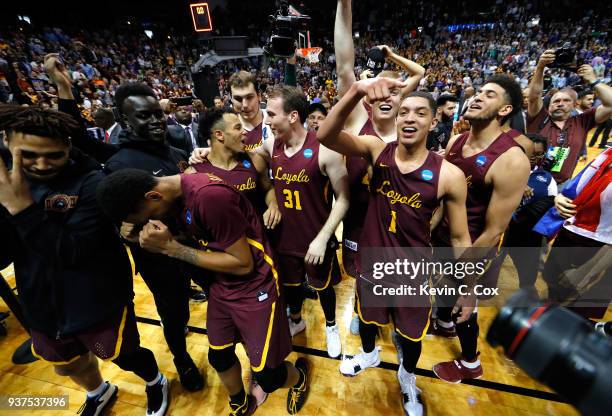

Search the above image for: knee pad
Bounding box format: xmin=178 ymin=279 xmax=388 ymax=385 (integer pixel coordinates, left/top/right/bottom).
xmin=207 ymin=346 xmax=237 ymax=373
xmin=253 ymin=364 xmax=288 ymax=393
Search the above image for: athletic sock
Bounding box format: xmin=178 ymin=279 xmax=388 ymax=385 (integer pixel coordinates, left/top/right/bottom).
xmin=460 ymin=358 xmax=481 ymax=369
xmin=87 ymin=381 xmax=107 ymax=398
xmin=230 ymin=388 xmax=246 ymax=406
xmin=326 ymin=320 xmax=336 ymax=327
xmin=146 ymin=372 xmax=162 ymax=387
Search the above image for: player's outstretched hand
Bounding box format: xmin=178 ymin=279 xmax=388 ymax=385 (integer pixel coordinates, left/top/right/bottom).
xmin=355 ymin=77 xmax=407 ymax=102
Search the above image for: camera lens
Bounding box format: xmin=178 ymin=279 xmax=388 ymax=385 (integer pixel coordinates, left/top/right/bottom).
xmin=487 ymin=289 xmax=612 ymax=416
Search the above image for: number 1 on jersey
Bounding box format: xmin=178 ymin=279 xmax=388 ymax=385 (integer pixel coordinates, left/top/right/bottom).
xmin=389 ymin=210 xmax=397 ymax=233
xmin=283 ymin=189 xmax=303 ymax=210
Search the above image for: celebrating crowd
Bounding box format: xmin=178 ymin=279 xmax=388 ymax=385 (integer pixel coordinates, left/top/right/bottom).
xmin=0 ymin=1 xmax=610 ymax=416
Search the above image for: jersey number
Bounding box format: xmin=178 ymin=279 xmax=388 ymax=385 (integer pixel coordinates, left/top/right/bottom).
xmin=389 ymin=210 xmax=397 ymax=233
xmin=283 ymin=189 xmax=303 ymax=210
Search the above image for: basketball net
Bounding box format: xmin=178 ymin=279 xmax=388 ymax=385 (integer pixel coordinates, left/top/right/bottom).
xmin=296 ymin=47 xmax=323 ymax=63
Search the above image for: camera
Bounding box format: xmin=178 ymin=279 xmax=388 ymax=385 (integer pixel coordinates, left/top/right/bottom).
xmin=487 ymin=289 xmax=612 ymax=416
xmin=263 ymin=1 xmax=310 ymax=57
xmin=550 ymin=42 xmax=577 ymax=69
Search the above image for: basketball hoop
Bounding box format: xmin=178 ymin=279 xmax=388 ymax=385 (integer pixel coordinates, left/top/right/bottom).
xmin=296 ymin=47 xmax=323 ymax=64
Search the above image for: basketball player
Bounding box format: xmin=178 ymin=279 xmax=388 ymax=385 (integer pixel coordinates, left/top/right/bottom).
xmin=247 ymin=86 xmax=350 ymax=358
xmin=96 ymin=169 xmax=310 ymax=416
xmin=317 ymin=77 xmax=472 ymax=416
xmin=0 ymin=106 xmax=169 ymax=416
xmin=430 ymin=74 xmax=531 ymax=383
xmin=188 ymin=108 xmax=281 ymax=228
xmin=334 ymin=0 xmax=425 ymax=332
xmin=229 ymin=71 xmax=275 ymax=151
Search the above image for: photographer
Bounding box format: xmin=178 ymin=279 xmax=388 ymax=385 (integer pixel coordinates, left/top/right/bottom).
xmin=527 ymin=49 xmax=612 ymax=188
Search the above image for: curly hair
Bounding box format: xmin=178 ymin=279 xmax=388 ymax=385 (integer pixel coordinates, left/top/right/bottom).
xmin=0 ymin=104 xmax=78 ymax=145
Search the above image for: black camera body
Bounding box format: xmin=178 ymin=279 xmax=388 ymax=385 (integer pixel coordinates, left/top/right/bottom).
xmin=488 ymin=290 xmax=612 ymax=416
xmin=550 ymin=42 xmax=577 ymax=69
xmin=263 ymin=2 xmax=310 ymax=57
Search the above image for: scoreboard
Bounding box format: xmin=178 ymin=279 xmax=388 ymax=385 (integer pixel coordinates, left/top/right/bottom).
xmin=190 ymin=3 xmax=213 ymax=32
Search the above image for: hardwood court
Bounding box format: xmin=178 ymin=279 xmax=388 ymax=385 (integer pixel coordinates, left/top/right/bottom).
xmin=0 ymin=146 xmax=609 ymax=416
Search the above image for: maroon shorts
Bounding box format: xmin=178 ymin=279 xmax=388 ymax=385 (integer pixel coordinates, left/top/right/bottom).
xmin=278 ymin=249 xmax=341 ymax=291
xmin=207 ymin=294 xmax=292 ymax=371
xmin=31 ymin=304 xmax=140 ymax=364
xmin=341 ymin=238 xmax=359 ymax=279
xmin=356 ymin=291 xmax=431 ymax=341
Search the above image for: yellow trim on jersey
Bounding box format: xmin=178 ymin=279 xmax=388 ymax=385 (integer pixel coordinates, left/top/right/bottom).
xmin=251 ymin=301 xmax=276 ymax=372
xmin=209 ymin=342 xmax=235 ymax=350
xmin=323 ymin=180 xmax=331 ymax=202
xmin=246 ymin=238 xmax=280 ymax=296
xmin=30 ymin=343 xmax=82 ymax=365
xmin=282 ymin=282 xmax=302 ymax=287
xmin=312 ymin=262 xmax=333 ymax=291
xmin=355 ymin=291 xmax=389 ymax=328
xmin=394 ymin=308 xmax=432 ymax=342
xmin=106 ymin=306 xmax=128 ymax=361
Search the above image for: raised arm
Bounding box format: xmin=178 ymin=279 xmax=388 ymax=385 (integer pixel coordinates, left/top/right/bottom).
xmin=378 ymin=45 xmax=425 ymax=95
xmin=527 ymin=49 xmax=555 ymax=119
xmin=304 ymin=147 xmax=350 ymax=265
xmin=317 ymin=77 xmax=405 ymax=160
xmin=334 ymin=0 xmax=356 ymax=97
xmin=578 ymin=65 xmax=612 ymax=124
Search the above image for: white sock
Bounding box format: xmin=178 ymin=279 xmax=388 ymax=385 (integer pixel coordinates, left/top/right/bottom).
xmin=437 ymin=319 xmax=454 ymax=329
xmin=146 ymin=372 xmax=163 ymax=386
xmin=87 ymin=381 xmax=107 ymax=398
xmin=460 ymin=359 xmax=481 ymax=369
xmin=363 ymin=347 xmax=378 ymax=360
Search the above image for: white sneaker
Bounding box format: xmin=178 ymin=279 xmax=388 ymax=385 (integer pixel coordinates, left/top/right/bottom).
xmin=398 ymin=367 xmax=424 ymax=416
xmin=350 ymin=315 xmax=360 ymax=335
xmin=325 ymin=324 xmax=342 ymax=358
xmin=339 ymin=347 xmax=381 ymax=376
xmin=146 ymin=374 xmax=170 ymax=416
xmin=289 ymin=318 xmax=306 ymax=337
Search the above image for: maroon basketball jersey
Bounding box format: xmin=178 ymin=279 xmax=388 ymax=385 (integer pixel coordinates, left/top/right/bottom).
xmin=244 ymin=120 xmax=272 ymax=151
xmin=358 ymin=142 xmax=443 ymax=252
xmin=191 ymin=155 xmax=265 ymax=214
xmin=270 ymin=131 xmax=332 ymax=256
xmin=179 ymin=173 xmax=278 ymax=307
xmin=343 ymin=119 xmax=383 ymax=250
xmin=435 ymin=131 xmax=520 ymax=243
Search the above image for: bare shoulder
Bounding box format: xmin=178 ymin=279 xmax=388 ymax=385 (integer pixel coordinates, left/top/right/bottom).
xmin=491 ymin=146 xmax=530 ymax=183
xmin=439 ymin=159 xmax=467 ymax=192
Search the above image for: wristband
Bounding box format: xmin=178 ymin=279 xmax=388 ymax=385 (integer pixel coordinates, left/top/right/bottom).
xmin=589 ymin=79 xmax=603 ymax=88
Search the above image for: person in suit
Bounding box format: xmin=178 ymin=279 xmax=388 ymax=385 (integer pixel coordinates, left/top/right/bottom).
xmin=167 ymin=105 xmax=202 ymax=153
xmin=93 ymin=108 xmax=122 ymax=144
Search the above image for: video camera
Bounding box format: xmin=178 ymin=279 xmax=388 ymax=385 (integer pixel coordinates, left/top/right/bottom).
xmin=263 ymin=1 xmax=311 ymax=58
xmin=487 ymin=289 xmax=612 ymax=416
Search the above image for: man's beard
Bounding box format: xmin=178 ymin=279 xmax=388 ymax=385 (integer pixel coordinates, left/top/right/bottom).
xmin=464 ymin=107 xmax=499 ymax=124
xmin=441 ymin=113 xmax=452 ymax=124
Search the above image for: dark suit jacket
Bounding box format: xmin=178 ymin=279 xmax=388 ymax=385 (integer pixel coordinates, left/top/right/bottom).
xmin=166 ymin=122 xmax=200 ymax=154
